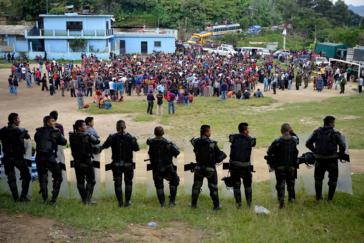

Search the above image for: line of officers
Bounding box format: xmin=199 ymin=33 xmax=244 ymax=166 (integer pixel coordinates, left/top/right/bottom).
xmin=0 ymin=113 xmax=347 ymax=210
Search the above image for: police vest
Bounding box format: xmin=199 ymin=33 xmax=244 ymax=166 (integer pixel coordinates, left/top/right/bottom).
xmin=147 ymin=138 xmax=179 ymax=168
xmin=229 ymin=134 xmax=255 ymax=164
xmin=109 ymin=133 xmax=136 ymax=162
xmin=0 ymin=126 xmax=28 ymax=159
xmin=69 ymin=132 xmax=93 ymax=161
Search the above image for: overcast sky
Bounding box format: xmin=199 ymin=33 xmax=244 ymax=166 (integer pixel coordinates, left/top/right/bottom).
xmin=335 ymin=0 xmax=364 ymax=6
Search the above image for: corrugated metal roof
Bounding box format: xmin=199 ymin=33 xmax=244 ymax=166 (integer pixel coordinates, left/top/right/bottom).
xmin=0 ymin=25 xmax=31 ymax=36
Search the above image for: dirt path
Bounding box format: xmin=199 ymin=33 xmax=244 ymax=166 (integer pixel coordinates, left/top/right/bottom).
xmin=0 ymin=210 xmax=205 ymax=243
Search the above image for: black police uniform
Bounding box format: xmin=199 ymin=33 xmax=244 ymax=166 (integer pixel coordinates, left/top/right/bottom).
xmin=267 ymin=134 xmax=299 ymax=207
xmin=34 ymin=126 xmax=67 ymax=203
xmin=229 ymin=134 xmax=256 ymax=207
xmin=191 ymin=136 xmax=226 ymax=209
xmin=102 ymin=132 xmax=139 ymax=207
xmin=306 ymin=126 xmax=346 ymax=200
xmin=0 ymin=125 xmax=31 ymax=201
xmin=69 ymin=131 xmax=100 ymax=204
xmin=147 ymin=137 xmax=180 ymax=207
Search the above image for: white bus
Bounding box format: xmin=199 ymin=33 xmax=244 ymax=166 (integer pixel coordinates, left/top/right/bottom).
xmin=206 ymin=24 xmax=242 ymax=36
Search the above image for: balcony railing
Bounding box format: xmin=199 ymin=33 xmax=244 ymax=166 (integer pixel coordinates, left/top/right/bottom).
xmin=26 ymin=29 xmax=113 ymax=37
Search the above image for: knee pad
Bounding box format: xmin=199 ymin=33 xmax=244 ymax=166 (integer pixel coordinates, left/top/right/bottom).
xmin=114 ymin=177 xmax=122 ymax=187
xmin=192 ymin=180 xmax=203 ymax=190
xmin=208 ymin=183 xmax=218 ymax=191
xmin=172 ymin=176 xmax=180 ymax=187
xmin=328 ymin=181 xmax=337 ymax=188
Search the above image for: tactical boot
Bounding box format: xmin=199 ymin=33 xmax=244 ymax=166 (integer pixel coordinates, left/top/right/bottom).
xmin=125 ymin=185 xmax=133 ymax=205
xmin=315 ymin=181 xmax=323 ymax=201
xmin=234 ymin=189 xmax=242 ymax=209
xmin=288 ymin=188 xmax=296 ymax=203
xmin=85 ymin=184 xmax=96 ymax=205
xmin=279 ymin=200 xmax=285 ymax=209
xmin=115 ymin=185 xmax=123 ymax=207
xmin=8 ymin=181 xmax=19 ymax=201
xmin=156 ymin=188 xmax=165 ymax=207
xmin=245 ymin=189 xmax=252 ymax=208
xmin=328 ymin=186 xmax=336 ymax=201
xmin=20 ymin=178 xmax=30 ymax=201
xmin=40 ymin=184 xmax=48 ymax=203
xmin=124 ymin=201 xmax=131 ymax=207
xmin=191 ymin=192 xmax=199 ymax=208
xmin=169 ymin=186 xmax=177 ymax=207
xmin=213 ymin=204 xmax=221 ymax=211
xmin=51 ymin=180 xmax=62 ymax=204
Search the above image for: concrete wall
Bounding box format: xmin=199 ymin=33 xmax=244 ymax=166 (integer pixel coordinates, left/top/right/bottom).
xmin=113 ymin=36 xmax=175 ymax=54
xmin=28 ymin=51 xmax=109 ymax=60
xmin=5 ymin=36 xmax=28 ymax=52
xmin=88 ymin=39 xmax=109 ymax=53
xmin=44 ymin=39 xmax=68 ymax=52
xmin=43 ymin=16 xmax=111 ymax=31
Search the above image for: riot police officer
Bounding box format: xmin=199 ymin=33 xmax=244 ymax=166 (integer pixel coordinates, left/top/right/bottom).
xmin=102 ymin=120 xmax=139 ymax=207
xmin=229 ymin=122 xmax=256 ymax=208
xmin=191 ymin=125 xmax=226 ymax=210
xmin=0 ymin=113 xmax=31 ymax=202
xmin=34 ymin=115 xmax=67 ymax=204
xmin=146 ymin=126 xmax=180 ymax=207
xmin=306 ymin=116 xmax=346 ymax=202
xmin=69 ymin=120 xmax=100 ymax=204
xmin=266 ymin=123 xmax=299 ymax=208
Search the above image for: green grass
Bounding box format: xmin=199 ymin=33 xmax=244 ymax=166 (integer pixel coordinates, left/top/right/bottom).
xmin=86 ymin=95 xmax=364 ymax=149
xmin=0 ymin=174 xmax=363 ymax=242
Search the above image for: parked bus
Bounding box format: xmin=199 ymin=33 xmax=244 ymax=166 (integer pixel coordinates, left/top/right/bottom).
xmin=187 ymin=32 xmax=212 ymax=45
xmin=206 ymin=23 xmax=242 ymax=36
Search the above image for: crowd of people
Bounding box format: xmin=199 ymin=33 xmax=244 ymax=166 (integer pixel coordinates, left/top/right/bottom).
xmin=6 ymin=48 xmax=363 ymax=107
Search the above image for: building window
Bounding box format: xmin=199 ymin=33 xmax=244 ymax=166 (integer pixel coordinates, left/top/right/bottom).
xmin=66 ymin=21 xmax=83 ymax=31
xmin=154 ymin=41 xmax=161 ymax=47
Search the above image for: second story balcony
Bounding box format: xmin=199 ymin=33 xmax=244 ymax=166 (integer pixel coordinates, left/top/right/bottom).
xmin=26 ymin=28 xmax=113 ymax=39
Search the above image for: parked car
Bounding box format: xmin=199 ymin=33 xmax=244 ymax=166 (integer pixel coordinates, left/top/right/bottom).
xmin=314 ymin=56 xmax=329 ymax=66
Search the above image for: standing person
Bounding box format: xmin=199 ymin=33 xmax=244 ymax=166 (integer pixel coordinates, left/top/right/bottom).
xmin=102 ymin=120 xmax=140 ymax=207
xmin=358 ymin=76 xmax=363 ymax=94
xmin=167 ymin=91 xmax=176 ymax=114
xmin=147 ymin=91 xmax=155 ymax=115
xmin=69 ymin=120 xmax=100 ymax=204
xmin=13 ymin=75 xmax=18 ymax=95
xmin=76 ymin=89 xmax=85 ymax=109
xmin=266 ymin=123 xmax=299 ymax=208
xmin=228 ymin=123 xmax=256 ymax=208
xmin=146 ymin=126 xmax=180 ymax=207
xmin=306 ymin=116 xmax=346 ymax=202
xmin=8 ymin=75 xmax=14 ymax=94
xmin=85 ymin=117 xmax=99 ymax=139
xmin=339 ymin=74 xmax=347 ymax=94
xmin=25 ymin=70 xmax=32 ymax=88
xmin=70 ymin=79 xmax=76 ymax=97
xmin=0 ymin=113 xmax=31 ymax=202
xmin=220 ymin=82 xmax=228 ymax=100
xmin=156 ymin=91 xmax=164 ymax=115
xmin=34 ymin=115 xmax=67 ymax=204
xmin=41 ymin=73 xmax=48 ymax=91
xmin=272 ymin=74 xmax=278 ymax=94
xmin=190 ymin=125 xmax=227 ymax=210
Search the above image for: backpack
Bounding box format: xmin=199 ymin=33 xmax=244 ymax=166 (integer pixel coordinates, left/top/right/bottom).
xmin=35 ymin=127 xmax=56 ymax=154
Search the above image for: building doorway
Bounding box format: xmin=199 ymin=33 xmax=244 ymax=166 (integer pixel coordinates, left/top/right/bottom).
xmin=141 ymin=41 xmax=148 ymax=54
xmin=120 ymin=40 xmax=125 ymax=54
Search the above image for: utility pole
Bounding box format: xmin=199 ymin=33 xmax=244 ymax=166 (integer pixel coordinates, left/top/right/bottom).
xmin=282 ymin=28 xmax=287 ymax=50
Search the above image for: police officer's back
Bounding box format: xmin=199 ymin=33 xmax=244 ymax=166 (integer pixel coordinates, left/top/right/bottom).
xmin=306 ymin=115 xmax=346 ymax=201
xmin=102 ymin=120 xmax=139 ymax=207
xmin=229 ymin=122 xmax=256 ymax=208
xmin=34 ymin=115 xmax=67 ymax=204
xmin=267 ymin=123 xmax=299 ymax=208
xmin=147 ymin=126 xmax=180 ymax=207
xmin=69 ymin=120 xmax=100 ymax=204
xmin=191 ymin=125 xmax=226 ymax=210
xmin=0 ymin=113 xmax=31 ymax=201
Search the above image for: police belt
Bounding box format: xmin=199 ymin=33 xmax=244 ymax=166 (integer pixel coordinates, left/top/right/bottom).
xmin=314 ymin=154 xmax=339 ymax=160
xmin=230 ymin=161 xmax=251 ymax=167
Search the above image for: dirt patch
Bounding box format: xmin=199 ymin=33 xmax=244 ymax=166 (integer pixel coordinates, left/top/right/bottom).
xmin=0 ymin=210 xmax=105 ymax=242
xmin=113 ymin=222 xmax=206 ymax=243
xmin=0 ymin=210 xmax=205 ymax=243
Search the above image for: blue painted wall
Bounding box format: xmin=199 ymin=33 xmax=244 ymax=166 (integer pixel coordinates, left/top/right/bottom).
xmin=43 ymin=16 xmax=111 ymax=31
xmin=113 ymin=36 xmax=175 ymax=54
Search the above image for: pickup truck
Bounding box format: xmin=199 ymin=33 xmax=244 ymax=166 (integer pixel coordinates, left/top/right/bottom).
xmin=203 ymin=46 xmax=237 ymax=57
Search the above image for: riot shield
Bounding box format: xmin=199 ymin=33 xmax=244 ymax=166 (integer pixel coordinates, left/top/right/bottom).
xmin=297 ymin=133 xmax=352 ymax=196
